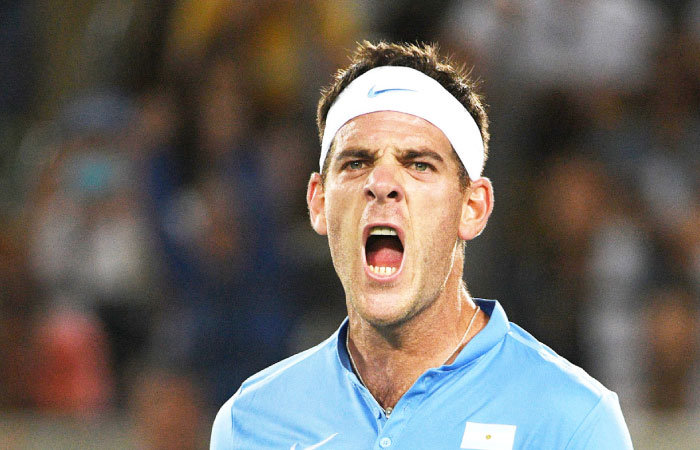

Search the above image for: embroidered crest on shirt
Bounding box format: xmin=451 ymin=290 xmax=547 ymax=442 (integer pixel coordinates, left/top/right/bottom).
xmin=460 ymin=422 xmax=516 ymax=450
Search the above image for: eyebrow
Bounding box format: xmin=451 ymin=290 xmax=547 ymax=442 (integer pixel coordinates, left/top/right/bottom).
xmin=398 ymin=149 xmax=445 ymax=163
xmin=333 ymin=147 xmax=447 ymax=167
xmin=333 ymin=148 xmax=373 ymax=162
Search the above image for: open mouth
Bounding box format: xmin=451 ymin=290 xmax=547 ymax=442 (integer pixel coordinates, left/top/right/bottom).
xmin=365 ymin=226 xmax=404 ymax=277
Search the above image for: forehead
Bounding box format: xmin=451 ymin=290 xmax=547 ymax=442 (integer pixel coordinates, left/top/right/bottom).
xmin=333 ymin=111 xmax=453 ymax=154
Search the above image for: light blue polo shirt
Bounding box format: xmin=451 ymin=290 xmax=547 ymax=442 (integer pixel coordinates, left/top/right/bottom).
xmin=211 ymin=300 xmax=633 ymax=449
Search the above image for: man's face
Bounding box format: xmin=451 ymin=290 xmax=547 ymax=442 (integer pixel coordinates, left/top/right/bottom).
xmin=313 ymin=111 xmax=469 ymax=327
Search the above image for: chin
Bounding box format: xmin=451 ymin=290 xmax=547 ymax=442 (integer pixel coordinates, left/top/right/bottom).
xmin=353 ymin=291 xmax=420 ymax=328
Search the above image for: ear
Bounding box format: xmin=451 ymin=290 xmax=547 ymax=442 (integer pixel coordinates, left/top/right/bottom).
xmin=307 ymin=172 xmax=328 ymax=235
xmin=458 ymin=177 xmax=494 ymax=241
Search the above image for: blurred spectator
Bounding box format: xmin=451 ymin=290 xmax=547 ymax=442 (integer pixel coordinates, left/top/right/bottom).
xmin=26 ymin=91 xmax=160 ymax=406
xmin=501 ymin=155 xmax=612 ymax=366
xmin=130 ymin=368 xmax=207 ymax=450
xmin=149 ymin=167 xmax=296 ymax=406
xmin=634 ymin=33 xmax=700 ymax=239
xmin=583 ymin=200 xmax=652 ymax=409
xmin=643 ymin=286 xmax=700 ymax=411
xmin=0 ymin=222 xmax=38 ymax=410
xmin=30 ymin=309 xmax=114 ymax=417
xmin=626 ymin=285 xmax=700 ymax=450
xmin=673 ymin=208 xmax=700 ymax=290
xmin=441 ymin=0 xmax=666 ymax=93
xmin=140 ymin=55 xmax=298 ymax=407
xmin=31 ymin=1 xmax=161 ymax=117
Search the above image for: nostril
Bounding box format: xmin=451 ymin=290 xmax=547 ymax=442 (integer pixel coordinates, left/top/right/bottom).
xmin=387 ymin=191 xmax=398 ymax=199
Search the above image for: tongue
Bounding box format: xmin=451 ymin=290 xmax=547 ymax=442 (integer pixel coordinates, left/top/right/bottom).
xmin=366 ymin=236 xmax=403 ymax=267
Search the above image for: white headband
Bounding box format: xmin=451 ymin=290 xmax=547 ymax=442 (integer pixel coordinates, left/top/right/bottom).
xmin=320 ymin=66 xmax=484 ymax=180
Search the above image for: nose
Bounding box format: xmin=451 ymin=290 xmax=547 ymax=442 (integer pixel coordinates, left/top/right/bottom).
xmin=364 ymin=164 xmax=404 ymax=203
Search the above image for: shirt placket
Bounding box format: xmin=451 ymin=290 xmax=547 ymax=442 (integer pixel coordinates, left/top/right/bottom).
xmin=370 ymin=370 xmax=439 ymax=449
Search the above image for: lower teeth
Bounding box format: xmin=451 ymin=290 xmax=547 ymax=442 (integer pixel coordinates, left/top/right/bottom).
xmin=369 ymin=265 xmax=397 ymax=275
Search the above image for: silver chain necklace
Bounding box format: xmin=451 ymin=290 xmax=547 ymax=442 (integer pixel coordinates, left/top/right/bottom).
xmin=345 ymin=305 xmax=480 ymax=416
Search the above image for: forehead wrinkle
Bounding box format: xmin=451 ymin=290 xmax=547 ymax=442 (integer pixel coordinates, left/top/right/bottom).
xmin=329 ymin=112 xmax=457 ymax=170
xmin=334 ymin=143 xmax=392 ymax=160
xmin=333 ymin=145 xmax=450 ymax=169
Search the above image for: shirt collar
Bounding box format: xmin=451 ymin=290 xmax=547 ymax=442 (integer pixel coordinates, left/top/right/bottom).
xmin=446 ymin=299 xmax=510 ymax=368
xmin=334 ymin=299 xmax=510 ymax=374
xmin=336 ymin=317 xmax=353 ymax=374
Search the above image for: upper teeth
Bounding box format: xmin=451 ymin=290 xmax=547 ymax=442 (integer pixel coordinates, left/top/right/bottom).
xmin=369 ymin=226 xmax=397 ymax=236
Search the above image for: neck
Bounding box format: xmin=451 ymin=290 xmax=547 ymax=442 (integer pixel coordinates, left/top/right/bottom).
xmin=346 ymin=279 xmax=487 ymax=411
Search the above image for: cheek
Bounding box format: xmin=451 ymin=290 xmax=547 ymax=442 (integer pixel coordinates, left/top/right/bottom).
xmin=412 ymin=188 xmax=463 ymax=255
xmin=325 ymin=195 xmax=352 ymax=237
xmin=324 ymin=194 xmax=358 ymax=257
xmin=325 ymin=208 xmax=345 ymax=256
xmin=423 ymin=215 xmax=460 ymax=257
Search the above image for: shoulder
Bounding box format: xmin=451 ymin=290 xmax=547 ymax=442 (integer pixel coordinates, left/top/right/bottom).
xmin=495 ymin=323 xmax=609 ymax=410
xmin=210 ymin=394 xmax=236 ymax=450
xmin=238 ymin=331 xmax=338 ymax=396
xmin=490 ymin=323 xmax=632 ymax=447
xmin=210 ymin=333 xmax=339 ymax=448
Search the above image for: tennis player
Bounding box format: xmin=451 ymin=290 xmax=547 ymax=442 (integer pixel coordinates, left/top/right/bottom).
xmin=211 ymin=42 xmax=633 ymax=449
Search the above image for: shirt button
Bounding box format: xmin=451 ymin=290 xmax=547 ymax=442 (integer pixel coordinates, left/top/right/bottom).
xmin=380 ymin=437 xmax=392 ymax=447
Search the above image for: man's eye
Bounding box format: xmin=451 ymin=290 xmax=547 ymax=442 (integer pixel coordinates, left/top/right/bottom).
xmin=348 ymin=161 xmax=364 ymax=170
xmin=413 ymin=162 xmax=429 ymax=172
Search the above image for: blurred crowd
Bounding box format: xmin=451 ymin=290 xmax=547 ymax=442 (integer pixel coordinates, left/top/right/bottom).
xmin=0 ymin=1 xmax=699 ymax=448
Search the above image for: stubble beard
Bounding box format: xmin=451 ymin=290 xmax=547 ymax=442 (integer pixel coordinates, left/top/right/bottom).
xmin=327 ymin=209 xmax=462 ymax=330
xmin=341 ymin=243 xmax=458 ymax=331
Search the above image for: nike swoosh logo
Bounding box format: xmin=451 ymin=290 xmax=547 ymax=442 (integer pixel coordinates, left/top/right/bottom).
xmin=289 ymin=432 xmax=339 ymax=450
xmin=367 ymin=85 xmax=417 ymax=98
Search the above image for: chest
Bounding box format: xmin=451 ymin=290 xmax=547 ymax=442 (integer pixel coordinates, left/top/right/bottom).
xmin=234 ymin=366 xmax=570 ymax=450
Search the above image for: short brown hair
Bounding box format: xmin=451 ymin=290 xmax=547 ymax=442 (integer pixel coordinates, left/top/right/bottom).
xmin=316 ymin=41 xmax=490 ymax=188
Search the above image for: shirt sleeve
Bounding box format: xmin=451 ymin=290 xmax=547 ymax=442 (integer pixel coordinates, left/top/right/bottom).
xmin=210 ymin=396 xmax=236 ymax=450
xmin=564 ymin=390 xmax=634 ymax=450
